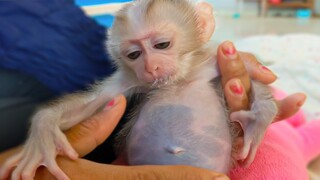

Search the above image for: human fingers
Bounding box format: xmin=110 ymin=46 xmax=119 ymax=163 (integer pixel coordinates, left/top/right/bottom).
xmin=217 ymin=41 xmax=251 ymax=95
xmin=36 ymin=158 xmax=229 ymax=180
xmin=274 ymin=93 xmax=306 ymax=122
xmin=64 ymin=95 xmax=127 ymax=157
xmin=217 ymin=41 xmax=250 ymax=112
xmin=129 ymin=165 xmax=230 ymax=180
xmin=224 ymin=78 xmax=249 ymax=112
xmin=238 ymin=52 xmax=277 ymax=84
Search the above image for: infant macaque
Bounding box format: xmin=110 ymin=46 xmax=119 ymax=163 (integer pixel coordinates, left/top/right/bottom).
xmin=0 ymin=0 xmax=277 ymax=179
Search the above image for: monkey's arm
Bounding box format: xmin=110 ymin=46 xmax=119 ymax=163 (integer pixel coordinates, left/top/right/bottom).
xmin=57 ymin=70 xmax=140 ymax=130
xmin=0 ymin=70 xmax=139 ymax=180
xmin=230 ymin=81 xmax=278 ymax=167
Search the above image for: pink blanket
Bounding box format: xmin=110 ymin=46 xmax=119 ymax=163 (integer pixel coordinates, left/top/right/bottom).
xmin=229 ymin=89 xmax=320 ymax=179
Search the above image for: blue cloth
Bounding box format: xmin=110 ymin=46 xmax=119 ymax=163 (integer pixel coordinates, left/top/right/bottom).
xmin=0 ymin=0 xmax=115 ymax=95
xmin=75 ymin=0 xmax=131 ymax=6
xmin=76 ymin=0 xmax=132 ymax=27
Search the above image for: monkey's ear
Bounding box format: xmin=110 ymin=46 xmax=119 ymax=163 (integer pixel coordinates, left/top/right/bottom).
xmin=195 ymin=2 xmax=215 ymax=43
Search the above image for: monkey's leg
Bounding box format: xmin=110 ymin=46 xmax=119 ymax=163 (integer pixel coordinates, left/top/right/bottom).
xmin=230 ymin=81 xmax=278 ymax=167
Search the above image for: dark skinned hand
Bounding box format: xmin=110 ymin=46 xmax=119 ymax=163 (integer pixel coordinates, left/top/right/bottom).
xmin=217 ymin=41 xmax=306 ymax=121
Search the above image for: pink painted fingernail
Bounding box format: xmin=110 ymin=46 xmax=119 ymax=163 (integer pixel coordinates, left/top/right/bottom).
xmin=222 ymin=41 xmax=237 ymax=59
xmin=297 ymin=96 xmax=307 ymax=107
xmin=103 ymin=99 xmax=115 ymax=111
xmin=297 ymin=101 xmax=304 ymax=107
xmin=259 ymin=65 xmax=277 ymax=78
xmin=259 ymin=65 xmax=275 ymax=75
xmin=229 ymin=79 xmax=244 ymax=95
xmin=107 ymin=99 xmax=115 ymax=107
xmin=261 ymin=65 xmax=271 ymax=72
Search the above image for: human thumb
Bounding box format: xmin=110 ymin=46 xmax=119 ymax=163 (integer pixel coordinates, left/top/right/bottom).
xmin=64 ymin=95 xmax=127 ymax=157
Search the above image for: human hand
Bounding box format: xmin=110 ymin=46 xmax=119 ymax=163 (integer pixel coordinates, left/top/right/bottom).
xmin=30 ymin=95 xmax=228 ymax=180
xmin=217 ymin=41 xmax=306 ymax=121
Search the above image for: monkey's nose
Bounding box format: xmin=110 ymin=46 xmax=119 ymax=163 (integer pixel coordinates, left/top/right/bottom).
xmin=145 ymin=65 xmax=159 ymax=75
xmin=150 ymin=68 xmax=159 ymax=79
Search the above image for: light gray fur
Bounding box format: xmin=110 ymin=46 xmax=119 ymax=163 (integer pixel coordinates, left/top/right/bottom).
xmin=230 ymin=81 xmax=277 ymax=166
xmin=120 ymin=59 xmax=277 ymax=173
xmin=126 ymin=64 xmax=232 ymax=172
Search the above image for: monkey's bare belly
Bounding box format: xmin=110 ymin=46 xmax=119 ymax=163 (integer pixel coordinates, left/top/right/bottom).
xmin=127 ymin=80 xmax=232 ymax=173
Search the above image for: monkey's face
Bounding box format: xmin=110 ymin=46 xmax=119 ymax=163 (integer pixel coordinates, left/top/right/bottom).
xmin=119 ymin=23 xmax=182 ymax=87
xmin=107 ymin=0 xmax=215 ymax=87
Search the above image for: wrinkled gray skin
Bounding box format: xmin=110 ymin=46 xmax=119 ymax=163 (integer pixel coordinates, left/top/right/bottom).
xmin=123 ymin=60 xmax=277 ymax=173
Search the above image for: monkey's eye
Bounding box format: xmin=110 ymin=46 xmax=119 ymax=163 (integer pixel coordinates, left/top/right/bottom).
xmin=154 ymin=42 xmax=170 ymax=49
xmin=127 ymin=51 xmax=141 ymax=60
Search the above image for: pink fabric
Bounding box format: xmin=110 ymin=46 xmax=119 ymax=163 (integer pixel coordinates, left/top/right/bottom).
xmin=229 ymin=89 xmax=320 ymax=179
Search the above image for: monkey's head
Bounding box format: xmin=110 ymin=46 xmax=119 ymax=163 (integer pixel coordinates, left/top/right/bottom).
xmin=107 ymin=0 xmax=215 ymax=87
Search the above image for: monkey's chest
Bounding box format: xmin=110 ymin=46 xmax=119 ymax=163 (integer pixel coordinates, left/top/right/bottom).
xmin=127 ymin=81 xmax=232 ymax=173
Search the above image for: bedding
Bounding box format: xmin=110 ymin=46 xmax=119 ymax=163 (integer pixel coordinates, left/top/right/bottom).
xmin=235 ymin=34 xmax=320 ymax=121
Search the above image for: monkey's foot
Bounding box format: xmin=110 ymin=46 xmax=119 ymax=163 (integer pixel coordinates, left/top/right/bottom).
xmin=0 ymin=130 xmax=77 ymax=180
xmin=230 ymin=110 xmax=269 ymax=167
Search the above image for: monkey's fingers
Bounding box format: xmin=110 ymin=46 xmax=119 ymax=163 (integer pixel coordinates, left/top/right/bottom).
xmin=45 ymin=158 xmax=70 ymax=180
xmin=239 ymin=133 xmax=260 ymax=168
xmin=0 ymin=152 xmax=23 ymax=180
xmin=12 ymin=155 xmax=42 ymax=180
xmin=35 ymin=139 xmax=71 ymax=180
xmin=9 ymin=143 xmax=43 ymax=180
xmin=230 ymin=109 xmax=271 ymax=167
xmin=230 ymin=111 xmax=254 ymax=160
xmin=274 ymin=93 xmax=307 ymax=122
xmin=235 ymin=147 xmax=256 ymax=168
xmin=55 ymin=129 xmax=78 ymax=160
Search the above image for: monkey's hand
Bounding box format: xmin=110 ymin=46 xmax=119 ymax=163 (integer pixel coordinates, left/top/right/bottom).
xmin=0 ymin=118 xmax=77 ymax=180
xmin=230 ymin=81 xmax=278 ymax=167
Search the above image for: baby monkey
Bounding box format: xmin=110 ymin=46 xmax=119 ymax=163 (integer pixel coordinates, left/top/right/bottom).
xmin=0 ymin=0 xmax=277 ymax=179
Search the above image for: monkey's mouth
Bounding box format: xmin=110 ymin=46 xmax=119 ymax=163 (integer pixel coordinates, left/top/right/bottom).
xmin=150 ymin=77 xmax=172 ymax=88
